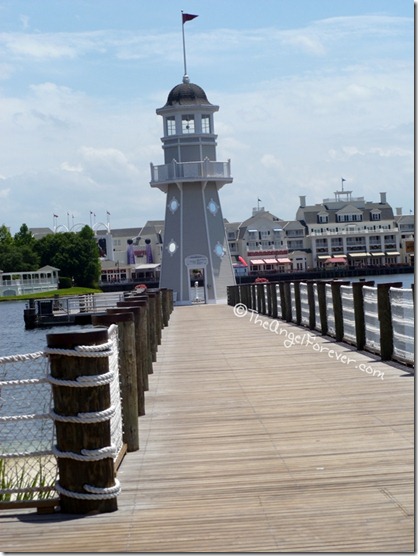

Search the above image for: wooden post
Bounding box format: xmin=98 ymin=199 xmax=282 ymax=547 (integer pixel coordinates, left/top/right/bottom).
xmin=160 ymin=288 xmax=170 ymax=327
xmin=316 ymin=281 xmax=328 ymax=335
xmin=92 ymin=312 xmax=139 ymax=452
xmin=377 ymin=282 xmax=402 ymax=361
xmin=109 ymin=306 xmax=145 ymax=416
xmin=270 ymin=283 xmax=278 ymax=318
xmin=116 ymin=299 xmax=153 ymax=377
xmin=331 ymin=282 xmax=344 ymax=342
xmin=144 ymin=293 xmax=158 ymax=362
xmin=307 ymin=281 xmax=316 ymax=330
xmin=293 ymin=281 xmax=301 ymax=325
xmin=47 ymin=328 xmax=118 ymax=514
xmin=147 ymin=289 xmax=162 ymax=346
xmin=352 ymin=281 xmax=374 ymax=350
xmin=283 ymin=282 xmax=292 ymax=322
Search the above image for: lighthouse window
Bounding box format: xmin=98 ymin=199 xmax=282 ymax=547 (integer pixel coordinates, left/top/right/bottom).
xmin=166 ymin=116 xmax=176 ymax=136
xmin=182 ymin=115 xmax=195 ymax=134
xmin=202 ymin=115 xmax=211 ymax=133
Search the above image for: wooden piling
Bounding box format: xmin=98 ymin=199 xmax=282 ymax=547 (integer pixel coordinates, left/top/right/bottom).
xmin=46 ymin=328 xmax=118 ymax=514
xmin=109 ymin=306 xmax=145 ymax=416
xmin=91 ymin=313 xmax=139 ymax=452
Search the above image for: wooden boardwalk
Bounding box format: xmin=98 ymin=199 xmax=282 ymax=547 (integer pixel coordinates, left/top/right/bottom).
xmin=1 ymin=304 xmax=414 ymax=553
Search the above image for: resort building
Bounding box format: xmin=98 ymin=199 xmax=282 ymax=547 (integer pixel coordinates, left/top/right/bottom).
xmin=296 ymin=189 xmax=403 ymax=269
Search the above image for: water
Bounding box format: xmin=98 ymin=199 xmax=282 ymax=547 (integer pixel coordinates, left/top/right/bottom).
xmin=0 ymin=301 xmax=87 ymax=357
xmin=349 ymin=273 xmax=414 ymax=288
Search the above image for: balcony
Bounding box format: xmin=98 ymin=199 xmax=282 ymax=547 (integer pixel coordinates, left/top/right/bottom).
xmin=150 ymin=158 xmax=232 ymax=191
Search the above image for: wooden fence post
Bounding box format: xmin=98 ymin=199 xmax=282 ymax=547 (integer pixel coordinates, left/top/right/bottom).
xmin=46 ymin=328 xmax=118 ymax=514
xmin=307 ymin=281 xmax=316 ymax=330
xmin=293 ymin=281 xmax=301 ymax=325
xmin=316 ymin=281 xmax=328 ymax=335
xmin=92 ymin=312 xmax=139 ymax=452
xmin=331 ymin=282 xmax=344 ymax=342
xmin=283 ymin=282 xmax=292 ymax=322
xmin=377 ymin=282 xmax=402 ymax=361
xmin=109 ymin=306 xmax=145 ymax=416
xmin=352 ymin=281 xmax=374 ymax=350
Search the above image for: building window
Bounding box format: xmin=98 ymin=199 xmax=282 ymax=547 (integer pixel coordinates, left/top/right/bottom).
xmin=318 ymin=214 xmax=328 ymax=224
xmin=371 ymin=212 xmax=381 ymax=221
xmin=166 ymin=116 xmax=176 ymax=136
xmin=182 ymin=115 xmax=195 ymax=134
xmin=202 ymin=115 xmax=211 ymax=133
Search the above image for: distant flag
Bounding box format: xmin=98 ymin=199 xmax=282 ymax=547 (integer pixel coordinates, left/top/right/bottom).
xmin=53 ymin=214 xmax=58 ymax=218
xmin=106 ymin=211 xmax=110 ymax=216
xmin=182 ymin=13 xmax=198 ymax=24
xmin=181 ymin=12 xmax=198 ymax=79
xmin=258 ymin=198 xmax=262 ymax=202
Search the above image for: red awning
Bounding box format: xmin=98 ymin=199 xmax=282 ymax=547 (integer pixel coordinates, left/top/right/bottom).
xmin=264 ymin=258 xmax=278 ymax=264
xmin=277 ymin=258 xmax=291 ymax=264
xmin=325 ymin=257 xmax=347 ymax=264
xmin=250 ymin=259 xmax=265 ymax=265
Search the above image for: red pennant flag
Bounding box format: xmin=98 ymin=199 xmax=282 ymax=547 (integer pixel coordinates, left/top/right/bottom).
xmin=182 ymin=13 xmax=198 ymax=24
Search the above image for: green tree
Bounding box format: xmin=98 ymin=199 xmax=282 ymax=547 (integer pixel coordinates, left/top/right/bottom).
xmin=36 ymin=227 xmax=100 ymax=288
xmin=0 ymin=224 xmax=40 ymax=272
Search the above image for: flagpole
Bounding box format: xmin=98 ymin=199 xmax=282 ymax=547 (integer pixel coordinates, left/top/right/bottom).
xmin=181 ymin=11 xmax=188 ymax=80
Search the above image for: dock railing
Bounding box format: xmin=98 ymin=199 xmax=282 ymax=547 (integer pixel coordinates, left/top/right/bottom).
xmin=228 ymin=281 xmax=414 ymax=367
xmin=1 ymin=288 xmax=173 ymax=514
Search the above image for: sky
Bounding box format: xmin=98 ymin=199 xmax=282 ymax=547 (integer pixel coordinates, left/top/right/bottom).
xmin=0 ymin=0 xmax=414 ymax=234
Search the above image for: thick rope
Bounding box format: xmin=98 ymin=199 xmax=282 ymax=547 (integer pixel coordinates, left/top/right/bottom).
xmin=0 ymin=413 xmax=50 ymax=422
xmin=0 ymin=352 xmax=45 ymax=364
xmin=52 ymin=444 xmax=116 ymax=461
xmin=43 ymin=347 xmax=113 ymax=358
xmin=55 ymin=478 xmax=121 ymax=500
xmin=49 ymin=406 xmax=115 ymax=424
xmin=46 ymin=370 xmax=115 ymax=388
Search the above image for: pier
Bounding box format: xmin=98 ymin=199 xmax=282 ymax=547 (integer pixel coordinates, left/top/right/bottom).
xmin=0 ymin=303 xmax=413 ymax=553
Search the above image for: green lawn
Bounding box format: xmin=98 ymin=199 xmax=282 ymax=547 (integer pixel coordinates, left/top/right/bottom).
xmin=0 ymin=287 xmax=102 ymax=302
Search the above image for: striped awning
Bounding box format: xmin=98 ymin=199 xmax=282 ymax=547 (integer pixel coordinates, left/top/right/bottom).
xmin=370 ymin=252 xmax=385 ymax=257
xmin=348 ymin=252 xmax=370 ymax=257
xmin=277 ymin=258 xmax=292 ymax=264
xmin=317 ymin=254 xmax=330 ymax=260
xmin=386 ymin=251 xmax=400 ymax=256
xmin=264 ymin=258 xmax=278 ymax=264
xmin=250 ymin=259 xmax=265 ymax=265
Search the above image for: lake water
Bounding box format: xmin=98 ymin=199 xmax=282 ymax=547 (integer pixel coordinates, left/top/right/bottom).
xmin=0 ymin=272 xmax=414 ymax=357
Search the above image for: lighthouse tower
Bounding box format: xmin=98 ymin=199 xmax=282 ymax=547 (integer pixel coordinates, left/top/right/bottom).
xmin=150 ymin=75 xmax=235 ymax=304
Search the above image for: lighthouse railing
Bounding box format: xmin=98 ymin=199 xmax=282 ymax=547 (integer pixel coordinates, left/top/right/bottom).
xmin=150 ymin=159 xmax=231 ymax=183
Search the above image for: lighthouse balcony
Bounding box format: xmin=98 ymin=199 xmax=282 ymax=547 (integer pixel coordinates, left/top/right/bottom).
xmin=150 ymin=158 xmax=232 ymax=188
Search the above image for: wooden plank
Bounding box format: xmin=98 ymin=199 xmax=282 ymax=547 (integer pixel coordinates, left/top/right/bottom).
xmin=0 ymin=304 xmax=414 ymax=553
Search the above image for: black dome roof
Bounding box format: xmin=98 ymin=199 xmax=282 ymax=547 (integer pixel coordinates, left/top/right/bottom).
xmin=164 ymin=81 xmax=212 ymax=107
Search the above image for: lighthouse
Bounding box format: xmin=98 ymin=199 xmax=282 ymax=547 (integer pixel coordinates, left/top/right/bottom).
xmin=150 ymin=73 xmax=236 ymax=304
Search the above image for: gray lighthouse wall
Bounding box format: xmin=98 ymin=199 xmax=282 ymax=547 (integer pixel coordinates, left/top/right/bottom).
xmin=159 ymin=181 xmax=235 ymax=303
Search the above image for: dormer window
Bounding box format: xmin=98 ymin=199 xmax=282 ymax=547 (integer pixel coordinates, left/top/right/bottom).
xmin=317 ymin=212 xmax=329 ymax=224
xmin=371 ymin=210 xmax=381 ymax=221
xmin=166 ymin=116 xmax=176 ymax=136
xmin=182 ymin=115 xmax=195 ymax=134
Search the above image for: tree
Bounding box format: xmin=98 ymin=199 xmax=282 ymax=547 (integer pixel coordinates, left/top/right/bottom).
xmin=36 ymin=227 xmax=100 ymax=288
xmin=0 ymin=224 xmax=40 ymax=272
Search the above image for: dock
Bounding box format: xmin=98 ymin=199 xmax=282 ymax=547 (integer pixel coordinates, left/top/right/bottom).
xmin=1 ymin=304 xmax=414 ymax=553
